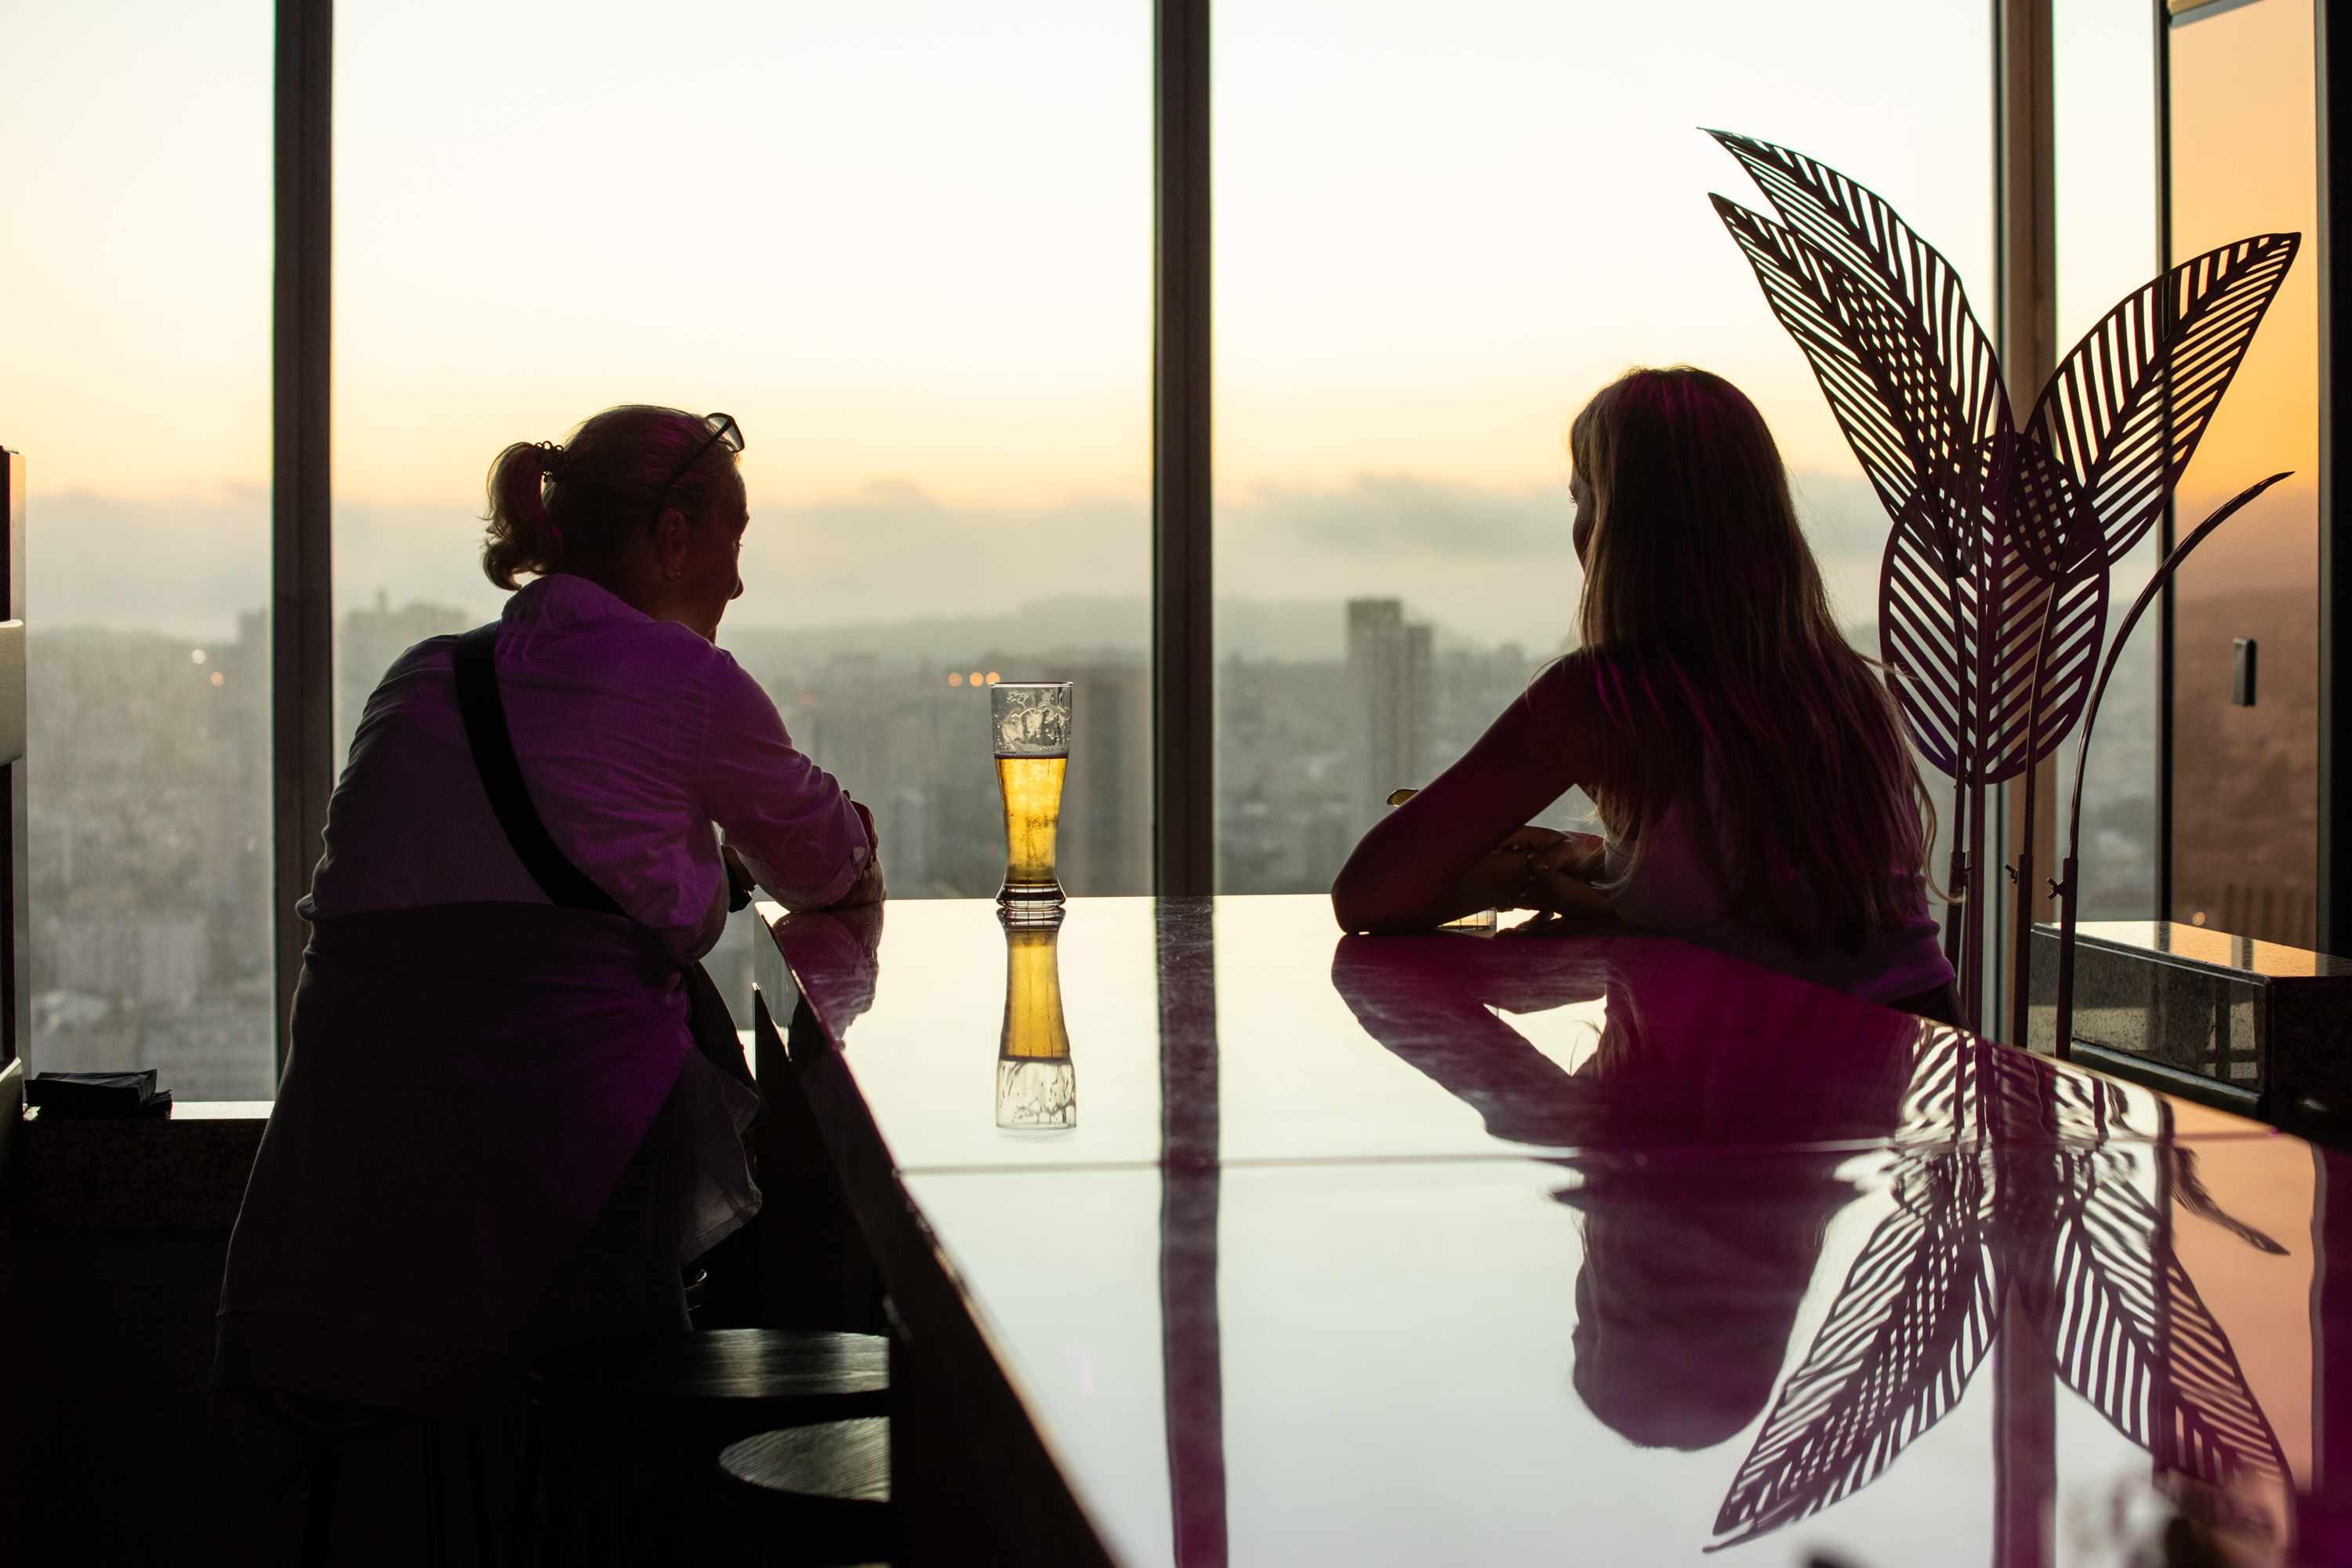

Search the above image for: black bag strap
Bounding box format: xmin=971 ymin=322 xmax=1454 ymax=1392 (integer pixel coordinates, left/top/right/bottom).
xmin=450 ymin=622 xmax=761 ymax=1105
xmin=452 ymin=623 xmax=626 ymax=917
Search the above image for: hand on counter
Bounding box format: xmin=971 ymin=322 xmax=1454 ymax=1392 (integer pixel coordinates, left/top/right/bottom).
xmin=829 ymin=799 xmax=887 ymax=909
xmin=1490 ymin=826 xmax=1613 ymax=920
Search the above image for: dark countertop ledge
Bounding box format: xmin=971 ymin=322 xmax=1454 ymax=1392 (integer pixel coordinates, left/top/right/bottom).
xmin=16 ymin=1102 xmax=270 ymax=1232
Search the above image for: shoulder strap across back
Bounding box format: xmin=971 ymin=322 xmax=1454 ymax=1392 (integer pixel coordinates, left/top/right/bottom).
xmin=451 ymin=622 xmax=626 ymax=917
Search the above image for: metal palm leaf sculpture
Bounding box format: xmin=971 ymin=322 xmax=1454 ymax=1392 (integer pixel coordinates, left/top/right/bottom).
xmin=1708 ymin=131 xmax=2298 ymax=1035
xmin=1711 ymin=1033 xmax=2287 ymax=1551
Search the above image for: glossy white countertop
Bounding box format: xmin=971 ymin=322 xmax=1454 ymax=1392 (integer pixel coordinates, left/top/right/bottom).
xmin=768 ymin=895 xmax=2326 ymax=1566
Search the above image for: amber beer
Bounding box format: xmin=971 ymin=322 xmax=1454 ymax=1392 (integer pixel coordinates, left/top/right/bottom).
xmin=991 ymin=682 xmax=1074 ymax=907
xmin=996 ymin=914 xmax=1076 ymax=1129
xmin=996 ymin=753 xmax=1068 ymax=901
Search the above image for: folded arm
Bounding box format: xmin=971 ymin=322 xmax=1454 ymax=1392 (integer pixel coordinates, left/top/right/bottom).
xmin=702 ymin=659 xmax=885 ymax=912
xmin=1330 ymin=661 xmax=1606 ymax=934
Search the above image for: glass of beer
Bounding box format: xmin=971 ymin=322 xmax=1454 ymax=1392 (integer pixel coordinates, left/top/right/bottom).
xmin=996 ymin=906 xmax=1076 ymax=1129
xmin=992 ymin=681 xmax=1073 ymax=909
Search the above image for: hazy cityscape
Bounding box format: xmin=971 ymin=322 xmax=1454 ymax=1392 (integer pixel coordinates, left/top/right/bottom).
xmin=24 ymin=588 xmax=2159 ymax=1102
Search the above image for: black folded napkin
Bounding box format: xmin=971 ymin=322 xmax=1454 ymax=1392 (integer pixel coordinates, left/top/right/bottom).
xmin=27 ymin=1070 xmax=172 ymax=1119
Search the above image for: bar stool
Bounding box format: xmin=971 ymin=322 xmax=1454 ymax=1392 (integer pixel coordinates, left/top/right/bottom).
xmin=714 ymin=1420 xmax=891 ymax=1567
xmin=515 ymin=1329 xmax=889 ymax=1565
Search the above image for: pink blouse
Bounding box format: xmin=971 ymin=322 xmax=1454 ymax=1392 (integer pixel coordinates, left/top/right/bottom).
xmin=305 ymin=573 xmax=869 ymax=960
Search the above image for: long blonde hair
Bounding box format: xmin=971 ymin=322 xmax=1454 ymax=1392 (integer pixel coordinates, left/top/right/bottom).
xmin=1569 ymin=366 xmax=1933 ymax=954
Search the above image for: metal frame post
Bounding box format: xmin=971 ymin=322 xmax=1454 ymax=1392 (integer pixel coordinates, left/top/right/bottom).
xmin=1154 ymin=0 xmax=1214 ymax=897
xmin=1996 ymin=0 xmax=2059 ymax=1041
xmin=3 ymin=455 xmax=24 ymax=1069
xmin=273 ymin=0 xmax=334 ymax=1073
xmin=2155 ymin=0 xmax=2177 ymax=925
xmin=2318 ymin=0 xmax=2352 ymax=953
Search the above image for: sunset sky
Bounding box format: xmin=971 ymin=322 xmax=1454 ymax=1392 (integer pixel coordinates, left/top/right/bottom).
xmin=0 ymin=0 xmax=2188 ymax=646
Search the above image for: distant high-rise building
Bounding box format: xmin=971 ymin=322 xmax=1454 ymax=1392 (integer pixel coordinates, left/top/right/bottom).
xmin=28 ymin=613 xmax=274 ymax=1098
xmin=1346 ymin=599 xmax=1431 ymax=826
xmin=336 ymin=593 xmax=478 ymax=768
xmin=1037 ymin=661 xmax=1152 ymax=897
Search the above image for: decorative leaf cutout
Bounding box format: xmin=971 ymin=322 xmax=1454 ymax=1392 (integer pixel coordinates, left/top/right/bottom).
xmin=1706 ymin=129 xmax=2011 ymax=475
xmin=1711 ymin=198 xmax=1980 ymax=569
xmin=1875 ymin=499 xmax=2107 ymax=787
xmin=1711 ymin=1151 xmax=1998 ymax=1546
xmin=1998 ymin=432 xmax=2096 ymax=586
xmin=1981 ymin=551 xmax=2108 ymax=786
xmin=2021 ymin=234 xmax=2301 ymax=575
xmin=1878 ymin=502 xmax=1974 ymax=775
xmin=1709 ymin=135 xmax=2296 ymax=819
xmin=2023 ymin=1158 xmax=2288 ymax=1486
xmin=1711 ymin=198 xmax=1997 ymax=779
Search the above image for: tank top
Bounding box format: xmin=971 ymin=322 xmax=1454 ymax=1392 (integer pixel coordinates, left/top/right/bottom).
xmin=1601 ymin=792 xmax=1953 ymax=1007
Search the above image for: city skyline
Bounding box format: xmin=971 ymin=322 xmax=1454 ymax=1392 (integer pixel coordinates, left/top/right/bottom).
xmin=21 ymin=460 xmax=1912 ymax=657
xmin=23 ymin=581 xmax=2165 ymax=1103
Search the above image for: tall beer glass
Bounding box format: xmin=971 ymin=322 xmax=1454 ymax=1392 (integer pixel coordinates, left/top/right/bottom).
xmin=996 ymin=907 xmax=1075 ymax=1129
xmin=992 ymin=682 xmax=1073 ymax=909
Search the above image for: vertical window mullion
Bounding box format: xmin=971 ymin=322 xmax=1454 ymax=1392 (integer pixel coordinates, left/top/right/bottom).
xmin=1154 ymin=0 xmax=1214 ymax=896
xmin=272 ymin=0 xmax=335 ymax=1073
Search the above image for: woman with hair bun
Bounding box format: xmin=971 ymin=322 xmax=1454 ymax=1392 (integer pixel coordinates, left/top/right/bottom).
xmin=1332 ymin=366 xmax=1955 ymax=1019
xmin=216 ymin=405 xmax=883 ymax=1425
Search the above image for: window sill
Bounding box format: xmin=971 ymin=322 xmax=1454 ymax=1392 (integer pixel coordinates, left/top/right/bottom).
xmin=17 ymin=1102 xmax=269 ymax=1232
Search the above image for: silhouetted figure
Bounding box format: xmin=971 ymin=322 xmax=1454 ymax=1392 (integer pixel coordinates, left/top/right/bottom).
xmin=216 ymin=406 xmax=885 ymax=1427
xmin=1331 ymin=367 xmax=1956 ymax=1022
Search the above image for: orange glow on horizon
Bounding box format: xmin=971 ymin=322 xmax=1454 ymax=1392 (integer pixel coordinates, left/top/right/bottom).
xmin=2168 ymin=0 xmax=2318 ymax=599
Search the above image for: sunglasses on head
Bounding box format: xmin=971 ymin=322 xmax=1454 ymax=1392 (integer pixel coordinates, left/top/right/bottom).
xmin=652 ymin=412 xmax=744 ymax=515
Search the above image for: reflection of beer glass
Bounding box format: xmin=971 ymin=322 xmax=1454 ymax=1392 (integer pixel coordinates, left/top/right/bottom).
xmin=996 ymin=907 xmax=1076 ymax=1129
xmin=991 ymin=682 xmax=1073 ymax=909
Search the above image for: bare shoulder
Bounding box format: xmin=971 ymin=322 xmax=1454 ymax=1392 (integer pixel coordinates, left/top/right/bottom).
xmin=1523 ymin=649 xmax=1608 ymax=735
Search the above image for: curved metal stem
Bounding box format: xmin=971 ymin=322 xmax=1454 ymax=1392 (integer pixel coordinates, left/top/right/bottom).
xmin=2052 ymin=472 xmax=2292 ymax=1055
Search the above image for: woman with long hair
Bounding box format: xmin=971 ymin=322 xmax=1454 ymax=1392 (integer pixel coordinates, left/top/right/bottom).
xmin=1330 ymin=366 xmax=1954 ymax=1018
xmin=217 ymin=405 xmax=884 ymax=1426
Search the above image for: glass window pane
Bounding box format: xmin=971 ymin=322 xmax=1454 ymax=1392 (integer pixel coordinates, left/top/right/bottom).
xmin=336 ymin=2 xmax=1150 ymax=1013
xmin=1214 ymin=0 xmax=1992 ymax=896
xmin=0 ymin=3 xmax=275 ymax=1098
xmin=2054 ymin=0 xmax=2161 ymax=921
xmin=2165 ymin=0 xmax=2319 ymax=947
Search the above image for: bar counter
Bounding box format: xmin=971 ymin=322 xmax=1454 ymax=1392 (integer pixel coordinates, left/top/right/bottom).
xmin=757 ymin=894 xmax=2344 ymax=1566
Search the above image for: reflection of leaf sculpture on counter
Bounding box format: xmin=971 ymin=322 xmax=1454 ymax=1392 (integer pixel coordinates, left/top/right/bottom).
xmin=2033 ymin=1153 xmax=2286 ymax=1486
xmin=1708 ymin=129 xmax=2297 ymax=1039
xmin=2165 ymin=1145 xmax=2286 ymax=1257
xmin=1711 ymin=1051 xmax=2284 ymax=1552
xmin=1711 ymin=1150 xmax=1995 ymax=1546
xmin=1327 ymin=938 xmax=2285 ymax=1548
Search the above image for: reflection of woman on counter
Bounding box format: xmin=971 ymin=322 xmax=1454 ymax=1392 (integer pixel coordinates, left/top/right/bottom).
xmin=216 ymin=406 xmax=884 ymax=1425
xmin=1330 ymin=935 xmax=1915 ymax=1448
xmin=1331 ymin=366 xmax=1955 ymax=1021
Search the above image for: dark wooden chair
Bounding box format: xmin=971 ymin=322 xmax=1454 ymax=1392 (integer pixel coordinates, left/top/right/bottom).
xmin=515 ymin=1328 xmax=889 ymax=1566
xmin=714 ymin=1420 xmax=891 ymax=1567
